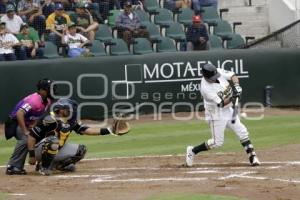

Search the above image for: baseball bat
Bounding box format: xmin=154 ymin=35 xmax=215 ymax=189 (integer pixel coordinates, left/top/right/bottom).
xmin=231 ymin=97 xmax=239 ymax=124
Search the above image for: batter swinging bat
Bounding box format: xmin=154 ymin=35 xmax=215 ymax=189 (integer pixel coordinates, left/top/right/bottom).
xmin=231 ymin=97 xmax=239 ymax=124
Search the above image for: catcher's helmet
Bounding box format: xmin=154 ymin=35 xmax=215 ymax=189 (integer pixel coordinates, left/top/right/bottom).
xmin=36 ymin=78 xmax=57 ymax=99
xmin=201 ymin=63 xmax=220 ymax=81
xmin=52 ymin=98 xmax=78 ymax=123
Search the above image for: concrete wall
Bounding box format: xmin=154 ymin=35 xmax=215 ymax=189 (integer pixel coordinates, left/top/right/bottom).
xmin=269 ymin=0 xmax=300 ymax=31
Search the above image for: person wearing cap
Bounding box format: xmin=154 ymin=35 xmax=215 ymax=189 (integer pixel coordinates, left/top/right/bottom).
xmin=61 ymin=22 xmax=90 ymax=58
xmin=16 ymin=23 xmax=44 ymax=59
xmin=186 ymin=15 xmax=209 ymax=51
xmin=186 ymin=63 xmax=260 ymax=167
xmin=5 ymin=78 xmax=56 ymax=175
xmin=70 ymin=2 xmax=99 ymax=41
xmin=116 ymin=1 xmax=149 ymax=45
xmin=17 ymin=0 xmax=46 ymax=41
xmin=46 ymin=3 xmax=71 ymax=45
xmin=0 ymin=4 xmax=24 ymax=35
xmin=0 ymin=21 xmax=20 ymax=61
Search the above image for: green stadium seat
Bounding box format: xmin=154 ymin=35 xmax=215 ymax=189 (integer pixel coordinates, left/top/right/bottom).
xmin=90 ymin=40 xmax=107 ymax=56
xmin=208 ymin=34 xmax=223 ymax=49
xmin=213 ymin=20 xmax=233 ymax=40
xmin=154 ymin=8 xmax=174 ymax=28
xmin=135 ymin=10 xmax=150 ymax=26
xmin=201 ymin=6 xmax=220 ymax=26
xmin=144 ymin=0 xmax=161 ymax=15
xmin=165 ymin=22 xmax=186 ymax=42
xmin=156 ymin=37 xmax=177 ymax=53
xmin=177 ymin=8 xmax=194 ymax=27
xmin=108 ymin=9 xmax=121 ymax=28
xmin=95 ymin=24 xmax=113 ymax=43
xmin=145 ymin=22 xmax=162 ymax=42
xmin=133 ymin=38 xmax=154 ymax=55
xmin=44 ymin=42 xmax=62 ymax=59
xmin=109 ymin=39 xmax=131 ymax=56
xmin=226 ymin=33 xmax=245 ymax=49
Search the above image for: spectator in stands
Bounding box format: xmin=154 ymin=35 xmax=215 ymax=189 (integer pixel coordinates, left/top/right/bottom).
xmin=17 ymin=0 xmax=46 ymax=41
xmin=116 ymin=1 xmax=148 ymax=45
xmin=61 ymin=22 xmax=90 ymax=58
xmin=71 ymin=2 xmax=99 ymax=41
xmin=41 ymin=0 xmax=55 ymax=18
xmin=165 ymin=0 xmax=192 ymax=11
xmin=186 ymin=15 xmax=209 ymax=51
xmin=0 ymin=21 xmax=19 ymax=61
xmin=94 ymin=0 xmax=121 ymax=20
xmin=46 ymin=3 xmax=71 ymax=45
xmin=16 ymin=23 xmax=44 ymax=59
xmin=201 ymin=0 xmax=218 ymax=8
xmin=1 ymin=4 xmax=24 ymax=35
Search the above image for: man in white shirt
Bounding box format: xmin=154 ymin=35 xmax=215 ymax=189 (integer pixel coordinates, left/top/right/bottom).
xmin=0 ymin=21 xmax=19 ymax=61
xmin=61 ymin=22 xmax=90 ymax=58
xmin=186 ymin=63 xmax=260 ymax=167
xmin=1 ymin=5 xmax=24 ymax=35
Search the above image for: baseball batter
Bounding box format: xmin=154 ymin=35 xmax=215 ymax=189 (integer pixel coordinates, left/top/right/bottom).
xmin=186 ymin=63 xmax=260 ymax=167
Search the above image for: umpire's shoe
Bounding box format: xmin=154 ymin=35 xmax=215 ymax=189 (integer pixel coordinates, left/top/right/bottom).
xmin=6 ymin=166 xmax=27 ymax=175
xmin=186 ymin=146 xmax=195 ymax=167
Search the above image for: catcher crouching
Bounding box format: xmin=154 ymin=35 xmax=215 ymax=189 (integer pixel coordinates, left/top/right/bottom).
xmin=27 ymin=98 xmax=130 ymax=176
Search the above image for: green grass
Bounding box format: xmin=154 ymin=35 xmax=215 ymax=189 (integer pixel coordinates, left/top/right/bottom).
xmin=0 ymin=115 xmax=300 ymax=165
xmin=0 ymin=192 xmax=6 ymax=200
xmin=146 ymin=193 xmax=243 ymax=200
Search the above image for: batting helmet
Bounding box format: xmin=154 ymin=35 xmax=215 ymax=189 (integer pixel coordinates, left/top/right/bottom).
xmin=201 ymin=63 xmax=220 ymax=81
xmin=52 ymin=98 xmax=78 ymax=123
xmin=36 ymin=78 xmax=57 ymax=99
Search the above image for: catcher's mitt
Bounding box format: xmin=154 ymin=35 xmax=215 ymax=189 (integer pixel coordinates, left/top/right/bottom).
xmin=111 ymin=117 xmax=130 ymax=135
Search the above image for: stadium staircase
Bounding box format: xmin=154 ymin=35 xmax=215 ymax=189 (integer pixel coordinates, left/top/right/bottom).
xmin=219 ymin=0 xmax=270 ymax=41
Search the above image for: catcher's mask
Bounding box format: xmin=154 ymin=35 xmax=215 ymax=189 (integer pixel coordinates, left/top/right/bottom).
xmin=52 ymin=98 xmax=78 ymax=123
xmin=201 ymin=63 xmax=220 ymax=82
xmin=36 ymin=78 xmax=57 ymax=100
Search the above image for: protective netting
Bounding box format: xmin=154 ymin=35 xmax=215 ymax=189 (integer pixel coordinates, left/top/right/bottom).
xmin=245 ymin=20 xmax=300 ymax=49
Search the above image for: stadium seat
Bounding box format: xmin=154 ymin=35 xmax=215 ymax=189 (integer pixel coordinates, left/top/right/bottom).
xmin=154 ymin=8 xmax=174 ymax=29
xmin=95 ymin=24 xmax=113 ymax=43
xmin=44 ymin=42 xmax=62 ymax=59
xmin=109 ymin=38 xmax=131 ymax=56
xmin=133 ymin=38 xmax=154 ymax=55
xmin=208 ymin=34 xmax=223 ymax=49
xmin=156 ymin=37 xmax=177 ymax=52
xmin=226 ymin=33 xmax=245 ymax=49
xmin=213 ymin=20 xmax=233 ymax=40
xmin=201 ymin=6 xmax=220 ymax=27
xmin=165 ymin=22 xmax=186 ymax=42
xmin=108 ymin=10 xmax=121 ymax=28
xmin=144 ymin=0 xmax=161 ymax=15
xmin=135 ymin=10 xmax=150 ymax=26
xmin=90 ymin=40 xmax=107 ymax=56
xmin=177 ymin=8 xmax=194 ymax=27
xmin=145 ymin=22 xmax=162 ymax=42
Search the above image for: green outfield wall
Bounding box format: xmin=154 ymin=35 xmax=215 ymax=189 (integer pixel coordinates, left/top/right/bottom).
xmin=0 ymin=48 xmax=299 ymax=122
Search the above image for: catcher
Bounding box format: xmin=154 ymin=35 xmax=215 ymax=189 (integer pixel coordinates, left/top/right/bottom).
xmin=27 ymin=98 xmax=130 ymax=175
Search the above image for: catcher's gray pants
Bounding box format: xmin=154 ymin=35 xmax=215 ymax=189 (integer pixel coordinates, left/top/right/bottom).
xmin=35 ymin=138 xmax=84 ymax=169
xmin=7 ymin=126 xmax=28 ymax=169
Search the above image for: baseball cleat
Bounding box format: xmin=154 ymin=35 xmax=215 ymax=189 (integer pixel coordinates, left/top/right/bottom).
xmin=6 ymin=166 xmax=27 ymax=175
xmin=39 ymin=167 xmax=52 ymax=176
xmin=249 ymin=155 xmax=261 ymax=166
xmin=186 ymin=146 xmax=195 ymax=167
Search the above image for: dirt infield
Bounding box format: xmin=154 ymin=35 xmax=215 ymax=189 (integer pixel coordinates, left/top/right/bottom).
xmin=0 ymin=143 xmax=299 ymax=200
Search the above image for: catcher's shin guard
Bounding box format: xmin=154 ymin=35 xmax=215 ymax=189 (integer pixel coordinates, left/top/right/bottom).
xmin=41 ymin=136 xmax=59 ymax=169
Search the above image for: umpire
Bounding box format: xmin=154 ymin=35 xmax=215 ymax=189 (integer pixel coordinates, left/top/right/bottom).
xmin=5 ymin=79 xmax=55 ymax=175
